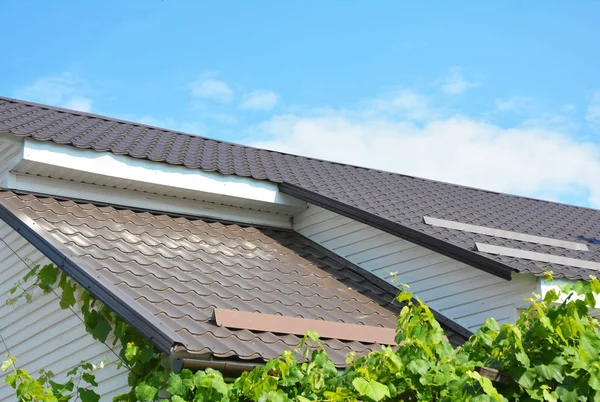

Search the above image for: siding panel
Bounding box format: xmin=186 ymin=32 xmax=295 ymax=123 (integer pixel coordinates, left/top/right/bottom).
xmin=0 ymin=222 xmax=129 ymax=401
xmin=294 ymin=205 xmax=537 ymax=332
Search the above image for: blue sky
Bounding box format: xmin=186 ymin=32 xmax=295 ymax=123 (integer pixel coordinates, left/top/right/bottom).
xmin=2 ymin=1 xmax=600 ymax=207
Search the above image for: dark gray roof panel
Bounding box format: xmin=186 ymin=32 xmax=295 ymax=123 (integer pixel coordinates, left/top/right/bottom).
xmin=1 ymin=96 xmax=599 ymax=280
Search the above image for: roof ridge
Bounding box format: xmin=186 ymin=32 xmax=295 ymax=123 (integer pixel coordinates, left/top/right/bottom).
xmin=2 ymin=95 xmax=597 ymax=213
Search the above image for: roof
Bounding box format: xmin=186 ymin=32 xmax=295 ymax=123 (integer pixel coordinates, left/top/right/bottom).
xmin=0 ymin=191 xmax=470 ymax=365
xmin=1 ymin=96 xmax=599 ymax=280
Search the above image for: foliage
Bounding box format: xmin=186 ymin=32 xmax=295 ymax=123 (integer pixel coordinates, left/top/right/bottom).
xmin=1 ymin=355 xmax=102 ymax=402
xmin=3 ymin=264 xmax=600 ymax=401
xmin=4 ymin=263 xmax=165 ymax=401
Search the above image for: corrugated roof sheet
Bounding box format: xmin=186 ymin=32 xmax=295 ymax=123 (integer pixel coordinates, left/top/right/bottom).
xmin=1 ymin=96 xmax=599 ymax=280
xmin=0 ymin=191 xmax=469 ymax=365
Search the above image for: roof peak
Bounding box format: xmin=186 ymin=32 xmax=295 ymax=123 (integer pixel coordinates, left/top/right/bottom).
xmin=1 ymin=95 xmax=597 ymax=213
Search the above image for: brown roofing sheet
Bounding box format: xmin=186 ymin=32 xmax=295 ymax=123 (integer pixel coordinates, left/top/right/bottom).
xmin=1 ymin=97 xmax=599 ymax=280
xmin=0 ymin=191 xmax=468 ymax=365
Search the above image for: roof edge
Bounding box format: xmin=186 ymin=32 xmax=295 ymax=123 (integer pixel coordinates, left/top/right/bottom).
xmin=285 ymin=228 xmax=473 ymax=341
xmin=0 ymin=199 xmax=178 ymax=353
xmin=280 ymin=182 xmax=516 ymax=281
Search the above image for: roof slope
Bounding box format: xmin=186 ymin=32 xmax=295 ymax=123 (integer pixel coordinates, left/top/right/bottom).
xmin=0 ymin=191 xmax=469 ymax=365
xmin=1 ymin=96 xmax=599 ymax=280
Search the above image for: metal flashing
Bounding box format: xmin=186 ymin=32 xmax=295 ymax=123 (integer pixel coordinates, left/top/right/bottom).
xmin=214 ymin=309 xmax=396 ymax=345
xmin=280 ymin=182 xmax=516 ymax=281
xmin=424 ymin=216 xmax=588 ymax=251
xmin=475 ymin=243 xmax=600 ymax=271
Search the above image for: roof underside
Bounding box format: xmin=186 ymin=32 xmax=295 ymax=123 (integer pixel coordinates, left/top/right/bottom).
xmin=1 ymin=97 xmax=599 ymax=280
xmin=0 ymin=191 xmax=469 ymax=366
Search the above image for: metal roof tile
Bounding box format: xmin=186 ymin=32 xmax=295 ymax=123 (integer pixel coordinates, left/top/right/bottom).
xmin=0 ymin=191 xmax=471 ymax=364
xmin=2 ymin=96 xmax=597 ymax=279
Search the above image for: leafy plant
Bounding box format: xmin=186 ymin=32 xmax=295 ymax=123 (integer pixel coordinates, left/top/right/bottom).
xmin=4 ymin=264 xmax=600 ymax=401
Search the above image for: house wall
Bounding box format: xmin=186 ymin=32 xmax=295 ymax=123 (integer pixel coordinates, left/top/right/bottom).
xmin=293 ymin=204 xmax=538 ymax=332
xmin=0 ymin=221 xmax=129 ymax=401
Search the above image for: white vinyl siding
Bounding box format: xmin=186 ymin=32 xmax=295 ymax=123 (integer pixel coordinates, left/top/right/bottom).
xmin=0 ymin=221 xmax=129 ymax=401
xmin=293 ymin=205 xmax=537 ymax=332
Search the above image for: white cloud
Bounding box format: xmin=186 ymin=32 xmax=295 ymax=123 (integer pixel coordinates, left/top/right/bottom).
xmin=586 ymin=91 xmax=600 ymax=129
xmin=251 ymin=92 xmax=600 ymax=208
xmin=189 ymin=75 xmax=233 ymax=103
xmin=65 ymin=96 xmax=92 ymax=113
xmin=240 ymin=90 xmax=279 ymax=110
xmin=495 ymin=96 xmax=533 ymax=112
xmin=365 ymin=90 xmax=433 ymax=121
xmin=440 ymin=67 xmax=476 ymax=95
xmin=13 ymin=73 xmax=93 ymax=112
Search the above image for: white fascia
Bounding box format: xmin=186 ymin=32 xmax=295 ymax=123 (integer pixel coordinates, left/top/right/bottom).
xmin=19 ymin=138 xmax=303 ymax=208
xmin=7 ymin=173 xmax=292 ymax=228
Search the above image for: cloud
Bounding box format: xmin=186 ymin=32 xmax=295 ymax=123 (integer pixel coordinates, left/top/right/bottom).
xmin=495 ymin=96 xmax=534 ymax=112
xmin=65 ymin=96 xmax=93 ymax=113
xmin=364 ymin=90 xmax=433 ymax=121
xmin=240 ymin=90 xmax=279 ymax=110
xmin=440 ymin=67 xmax=477 ymax=95
xmin=586 ymin=91 xmax=600 ymax=129
xmin=189 ymin=75 xmax=233 ymax=103
xmin=13 ymin=73 xmax=93 ymax=112
xmin=251 ymin=92 xmax=600 ymax=208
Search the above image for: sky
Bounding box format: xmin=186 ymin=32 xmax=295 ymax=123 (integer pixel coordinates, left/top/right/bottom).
xmin=2 ymin=1 xmax=600 ymax=208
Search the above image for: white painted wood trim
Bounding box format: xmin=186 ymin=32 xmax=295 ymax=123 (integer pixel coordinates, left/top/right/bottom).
xmin=424 ymin=216 xmax=588 ymax=251
xmin=7 ymin=173 xmax=292 ymax=228
xmin=20 ymin=138 xmax=303 ymax=208
xmin=476 ymin=243 xmax=600 ymax=271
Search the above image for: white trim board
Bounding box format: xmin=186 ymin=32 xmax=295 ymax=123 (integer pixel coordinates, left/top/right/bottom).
xmin=18 ymin=138 xmax=304 ymax=209
xmin=5 ymin=173 xmax=292 ymax=228
xmin=424 ymin=216 xmax=588 ymax=251
xmin=475 ymin=243 xmax=600 ymax=271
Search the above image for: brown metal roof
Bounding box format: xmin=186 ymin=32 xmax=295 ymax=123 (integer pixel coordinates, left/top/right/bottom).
xmin=213 ymin=309 xmax=397 ymax=345
xmin=0 ymin=191 xmax=469 ymax=366
xmin=1 ymin=96 xmax=599 ymax=280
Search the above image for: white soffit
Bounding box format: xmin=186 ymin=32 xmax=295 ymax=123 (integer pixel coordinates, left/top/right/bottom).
xmin=6 ymin=173 xmax=292 ymax=228
xmin=16 ymin=138 xmax=305 ymax=211
xmin=475 ymin=243 xmax=600 ymax=271
xmin=423 ymin=216 xmax=588 ymax=252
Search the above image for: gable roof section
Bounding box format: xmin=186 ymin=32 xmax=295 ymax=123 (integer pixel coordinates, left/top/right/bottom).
xmin=0 ymin=191 xmax=470 ymax=366
xmin=1 ymin=96 xmax=599 ymax=280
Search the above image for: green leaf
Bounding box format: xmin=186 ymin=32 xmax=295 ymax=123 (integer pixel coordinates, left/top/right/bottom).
xmin=81 ymin=373 xmax=98 ymax=387
xmin=517 ymin=368 xmax=537 ymax=389
xmin=59 ymin=280 xmax=76 ymax=310
xmin=78 ymin=388 xmax=100 ymax=402
xmin=87 ymin=311 xmax=111 ymax=343
xmin=408 ymin=358 xmax=429 ymax=375
xmin=535 ymin=363 xmax=564 ymax=383
xmin=515 ymin=351 xmax=530 ymax=367
xmin=135 ymin=383 xmax=158 ymax=401
xmin=124 ymin=343 xmax=139 ymax=363
xmin=556 ymin=385 xmax=578 ymax=402
xmin=38 ymin=265 xmax=59 ymax=287
xmin=167 ymin=372 xmax=186 ymax=396
xmin=140 ymin=346 xmax=155 ymax=364
xmin=352 ymin=378 xmax=390 ymax=402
